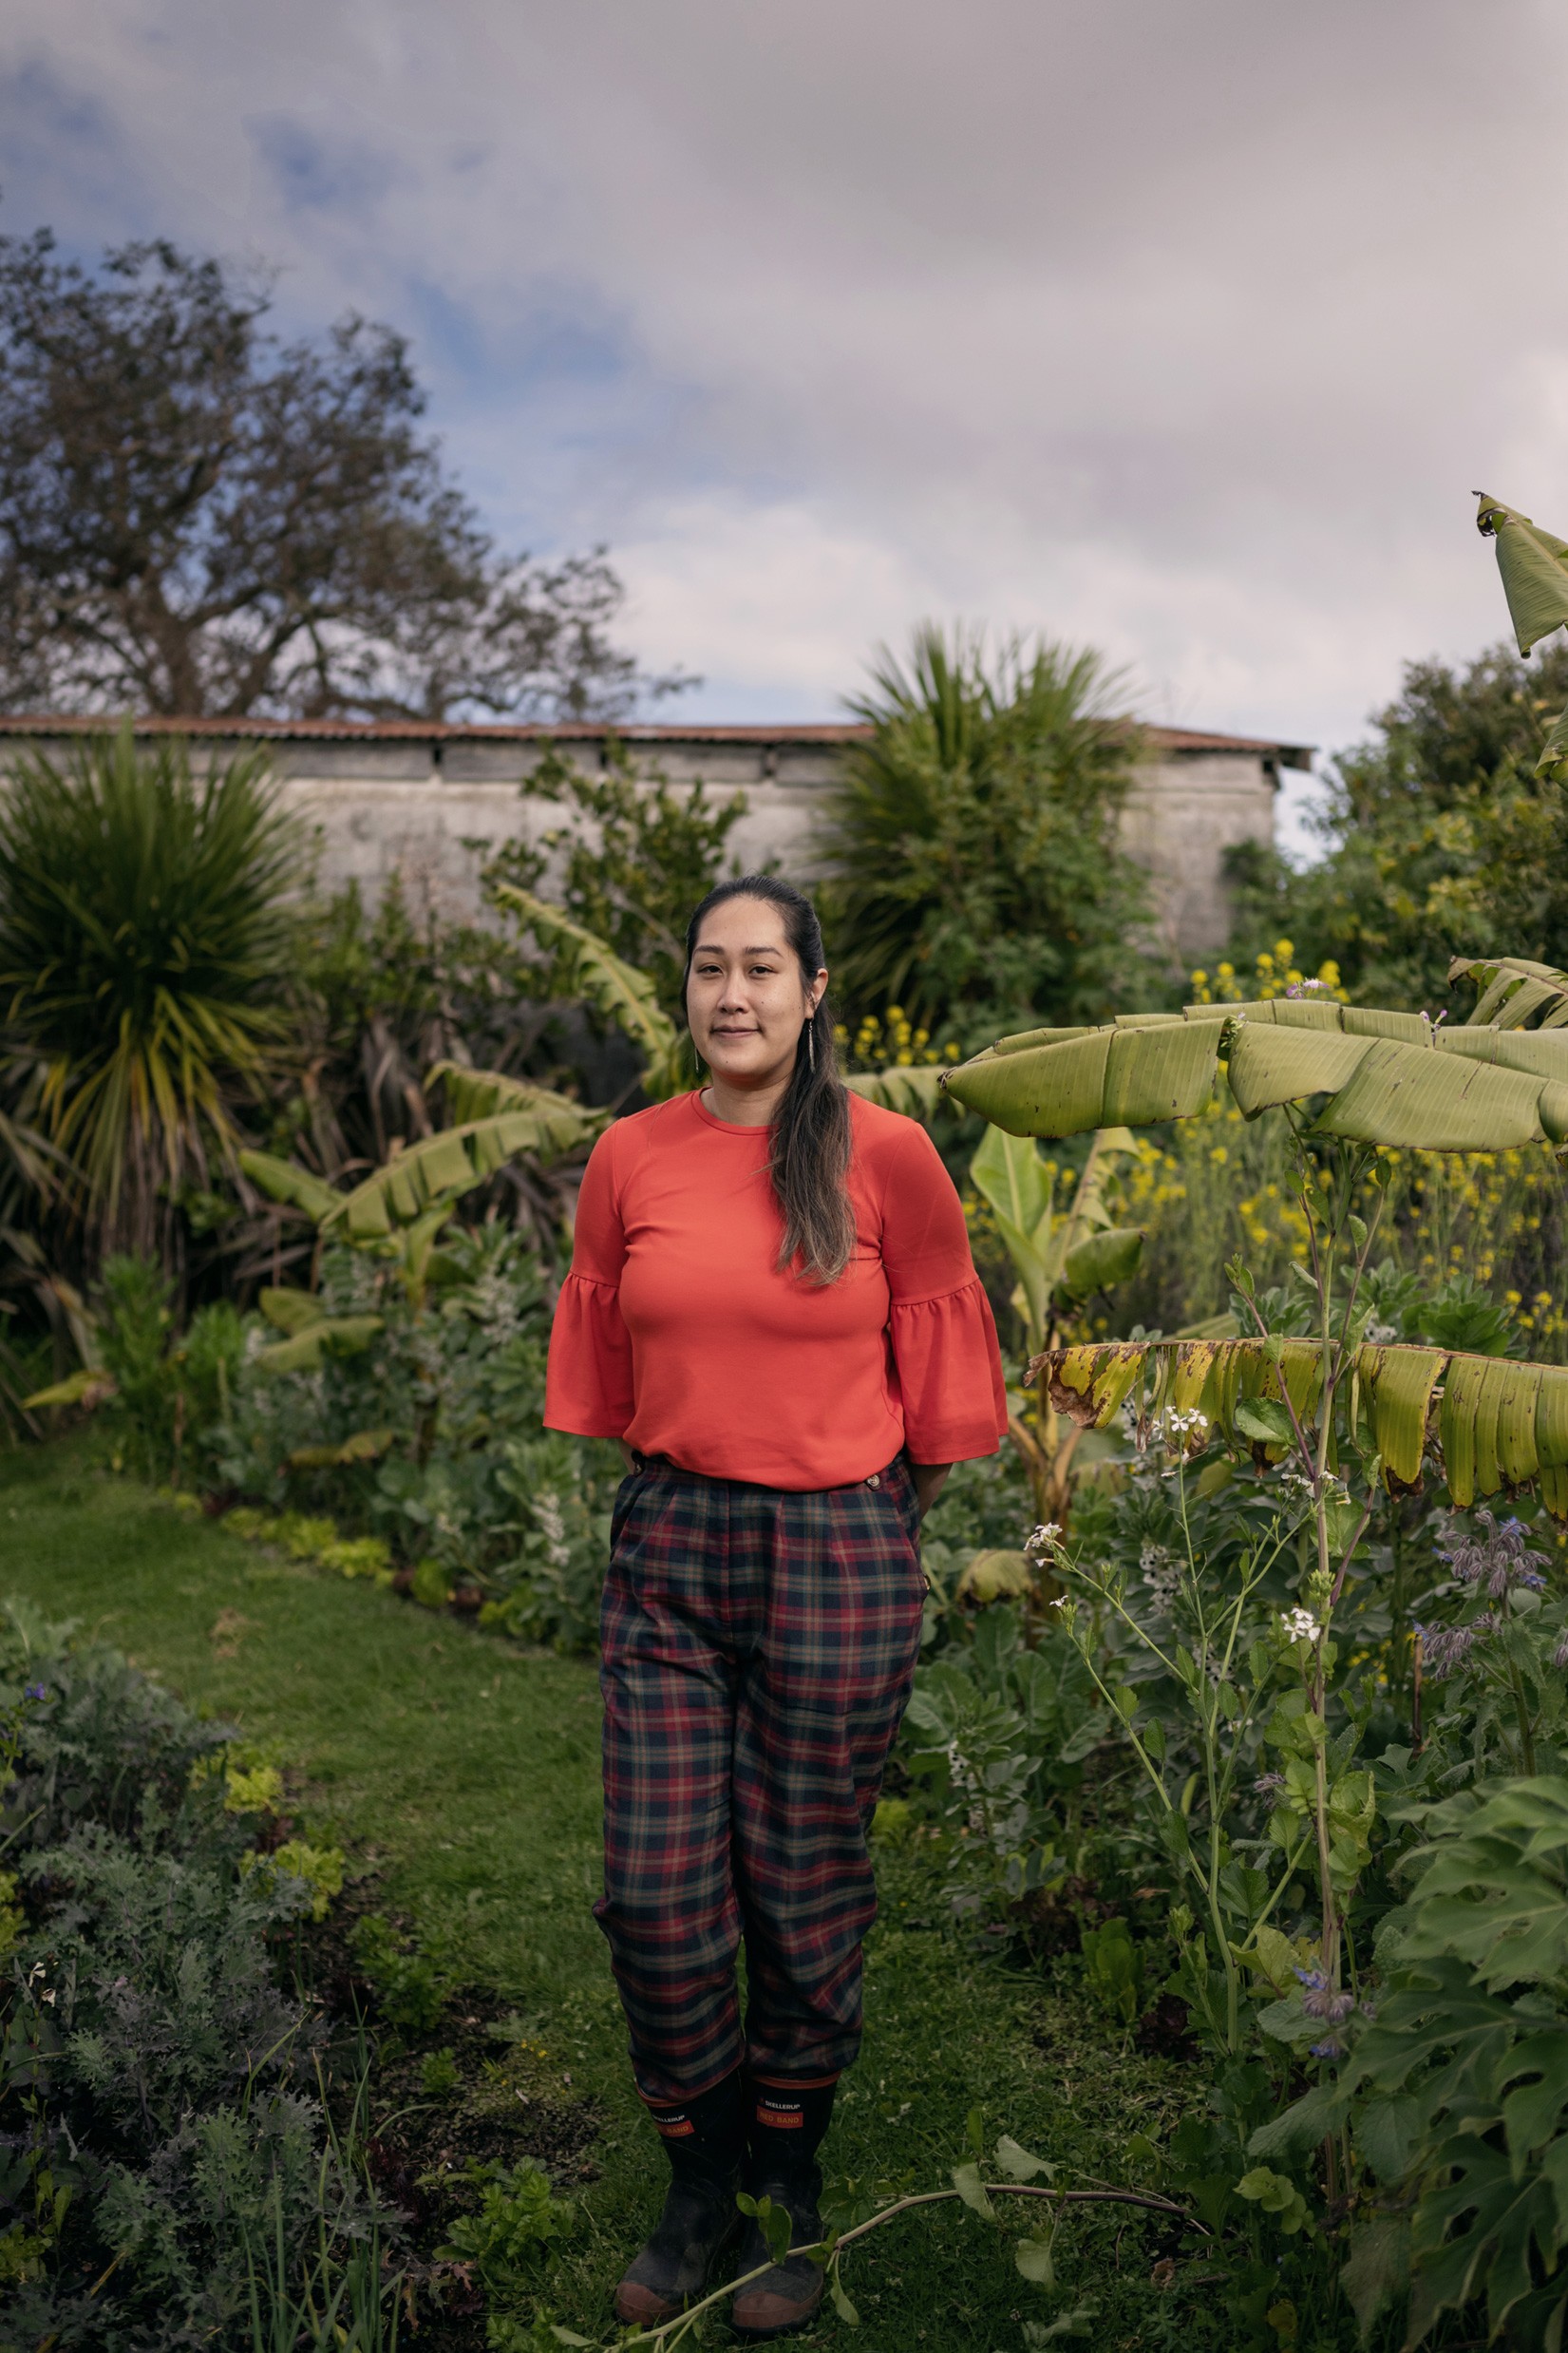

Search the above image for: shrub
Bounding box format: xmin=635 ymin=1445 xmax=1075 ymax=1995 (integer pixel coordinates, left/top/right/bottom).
xmin=0 ymin=1603 xmax=395 ymax=2346
xmin=210 ymin=1225 xmax=613 ymax=1649
xmin=0 ymin=727 xmax=303 ymax=1261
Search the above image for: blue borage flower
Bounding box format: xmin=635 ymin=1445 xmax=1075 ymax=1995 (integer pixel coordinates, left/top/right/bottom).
xmin=1437 ymin=1509 xmax=1548 ymax=1597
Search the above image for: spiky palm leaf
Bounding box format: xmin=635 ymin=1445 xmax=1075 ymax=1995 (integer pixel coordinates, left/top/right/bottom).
xmin=0 ymin=725 xmax=303 ymax=1253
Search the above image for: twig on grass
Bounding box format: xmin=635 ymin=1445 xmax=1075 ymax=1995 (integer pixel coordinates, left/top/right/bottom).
xmin=621 ymin=2179 xmax=1205 ymax=2348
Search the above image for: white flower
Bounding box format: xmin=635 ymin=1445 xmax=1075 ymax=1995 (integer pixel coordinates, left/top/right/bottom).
xmin=1281 ymin=1606 xmax=1322 ymax=1645
xmin=1025 ymin=1522 xmax=1064 ymax=1556
xmin=1149 ymin=1407 xmax=1210 ymax=1451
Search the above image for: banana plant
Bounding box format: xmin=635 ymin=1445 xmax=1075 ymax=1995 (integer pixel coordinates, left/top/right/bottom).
xmin=942 ymin=996 xmax=1568 ymax=1151
xmin=241 ymin=1066 xmax=604 ymax=1306
xmin=942 ymin=965 xmax=1568 ymax=1997
xmin=969 ymin=1123 xmax=1143 ymax=1525
xmin=492 ymin=883 xmax=692 ymax=1099
xmin=251 ymin=1286 xmax=385 ymax=1375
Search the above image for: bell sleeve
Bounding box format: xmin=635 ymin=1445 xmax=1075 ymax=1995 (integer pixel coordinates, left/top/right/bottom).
xmin=544 ymin=1126 xmax=634 ymax=1438
xmin=880 ymin=1121 xmax=1009 ymax=1465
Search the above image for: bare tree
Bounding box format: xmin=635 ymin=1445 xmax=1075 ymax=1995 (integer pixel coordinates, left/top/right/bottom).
xmin=0 ymin=228 xmax=687 ymax=721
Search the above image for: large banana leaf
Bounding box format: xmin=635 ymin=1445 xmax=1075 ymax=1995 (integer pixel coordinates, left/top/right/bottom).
xmin=970 ymin=1123 xmax=1142 ymax=1347
xmin=427 ymin=1060 xmax=608 ymax=1132
xmin=241 ymin=1095 xmax=594 ymax=1243
xmin=492 ymin=885 xmax=689 ymax=1099
xmin=1033 ymin=1338 xmax=1568 ymax=1518
xmin=253 ymin=1285 xmax=384 ymax=1373
xmin=1477 ymin=495 xmax=1568 ymax=780
xmin=237 ymin=1152 xmax=338 ymax=1223
xmin=943 ymin=999 xmax=1568 ymax=1151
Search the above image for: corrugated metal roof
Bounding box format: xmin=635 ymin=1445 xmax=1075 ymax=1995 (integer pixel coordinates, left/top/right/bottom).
xmin=0 ymin=711 xmax=1313 ymax=767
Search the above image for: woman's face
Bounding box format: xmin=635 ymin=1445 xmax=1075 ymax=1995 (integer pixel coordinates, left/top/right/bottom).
xmin=686 ymin=897 xmax=826 ymax=1092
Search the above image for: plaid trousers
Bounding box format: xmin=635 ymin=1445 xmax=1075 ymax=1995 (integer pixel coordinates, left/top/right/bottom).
xmin=595 ymin=1452 xmax=926 ymax=2105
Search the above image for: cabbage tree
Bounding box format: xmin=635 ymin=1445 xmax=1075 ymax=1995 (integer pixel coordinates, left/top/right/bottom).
xmin=0 ymin=725 xmax=302 ymax=1259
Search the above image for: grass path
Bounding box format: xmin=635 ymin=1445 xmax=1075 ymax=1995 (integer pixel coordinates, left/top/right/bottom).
xmin=1 ymin=1438 xmax=1193 ymax=2352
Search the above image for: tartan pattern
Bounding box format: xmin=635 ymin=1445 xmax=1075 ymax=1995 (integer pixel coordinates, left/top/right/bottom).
xmin=595 ymin=1453 xmax=926 ymax=2104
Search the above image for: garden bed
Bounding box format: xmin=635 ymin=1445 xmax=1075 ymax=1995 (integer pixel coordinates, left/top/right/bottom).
xmin=1 ymin=1436 xmax=1264 ymax=2351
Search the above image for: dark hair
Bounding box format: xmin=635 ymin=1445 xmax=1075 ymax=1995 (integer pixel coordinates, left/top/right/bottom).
xmin=683 ymin=874 xmax=856 ymax=1284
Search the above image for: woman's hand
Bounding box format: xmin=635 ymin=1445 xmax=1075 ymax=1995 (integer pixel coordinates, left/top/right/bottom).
xmin=910 ymin=1461 xmax=952 ymax=1519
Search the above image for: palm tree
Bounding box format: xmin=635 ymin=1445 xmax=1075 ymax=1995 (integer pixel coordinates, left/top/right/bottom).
xmin=817 ymin=624 xmax=1152 ymax=1039
xmin=0 ymin=725 xmax=304 ymax=1261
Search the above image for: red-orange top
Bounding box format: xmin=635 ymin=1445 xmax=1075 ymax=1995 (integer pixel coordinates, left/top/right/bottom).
xmin=544 ymin=1090 xmax=1009 ymax=1490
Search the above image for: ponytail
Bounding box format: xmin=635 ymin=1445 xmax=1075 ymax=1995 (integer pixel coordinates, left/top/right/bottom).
xmin=682 ymin=875 xmax=856 ymax=1284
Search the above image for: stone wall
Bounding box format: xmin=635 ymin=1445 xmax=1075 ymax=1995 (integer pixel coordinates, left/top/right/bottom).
xmin=0 ymin=716 xmax=1311 ymax=964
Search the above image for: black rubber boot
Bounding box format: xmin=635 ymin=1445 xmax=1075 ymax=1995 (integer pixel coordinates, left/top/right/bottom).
xmin=730 ymin=2078 xmax=838 ymax=2341
xmin=614 ymin=2072 xmax=745 ymax=2326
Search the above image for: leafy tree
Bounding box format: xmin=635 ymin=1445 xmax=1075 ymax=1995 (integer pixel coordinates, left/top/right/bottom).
xmin=0 ymin=227 xmax=679 ymax=722
xmin=0 ymin=726 xmax=303 ymax=1259
xmin=1224 ymin=641 xmax=1568 ymax=1009
xmin=815 ymin=625 xmax=1152 ymax=1041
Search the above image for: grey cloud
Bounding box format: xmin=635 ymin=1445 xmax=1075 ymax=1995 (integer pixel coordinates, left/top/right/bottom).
xmin=2 ymin=0 xmax=1567 ymax=760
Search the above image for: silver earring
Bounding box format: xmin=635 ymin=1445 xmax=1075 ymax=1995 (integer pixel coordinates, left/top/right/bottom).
xmin=807 ymin=1022 xmax=816 ymax=1071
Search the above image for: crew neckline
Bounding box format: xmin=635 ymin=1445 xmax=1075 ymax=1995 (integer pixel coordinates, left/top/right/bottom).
xmin=687 ymin=1088 xmax=776 ymax=1135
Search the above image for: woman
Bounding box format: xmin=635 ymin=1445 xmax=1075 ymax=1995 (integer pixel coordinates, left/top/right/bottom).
xmin=544 ymin=875 xmax=1007 ymax=2337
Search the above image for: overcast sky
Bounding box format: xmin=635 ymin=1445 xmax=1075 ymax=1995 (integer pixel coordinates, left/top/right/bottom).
xmin=4 ymin=0 xmax=1566 ymax=841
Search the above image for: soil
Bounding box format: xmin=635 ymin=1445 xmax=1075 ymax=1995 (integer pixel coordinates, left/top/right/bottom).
xmin=296 ymin=1877 xmax=606 ymax=2350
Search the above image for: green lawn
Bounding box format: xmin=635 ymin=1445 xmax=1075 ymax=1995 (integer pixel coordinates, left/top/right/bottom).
xmin=2 ymin=1438 xmax=1202 ymax=2352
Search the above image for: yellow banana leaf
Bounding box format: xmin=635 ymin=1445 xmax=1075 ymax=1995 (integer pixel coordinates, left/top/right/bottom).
xmin=1031 ymin=1338 xmax=1568 ymax=1519
xmin=1355 ymin=1346 xmax=1445 ymax=1489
